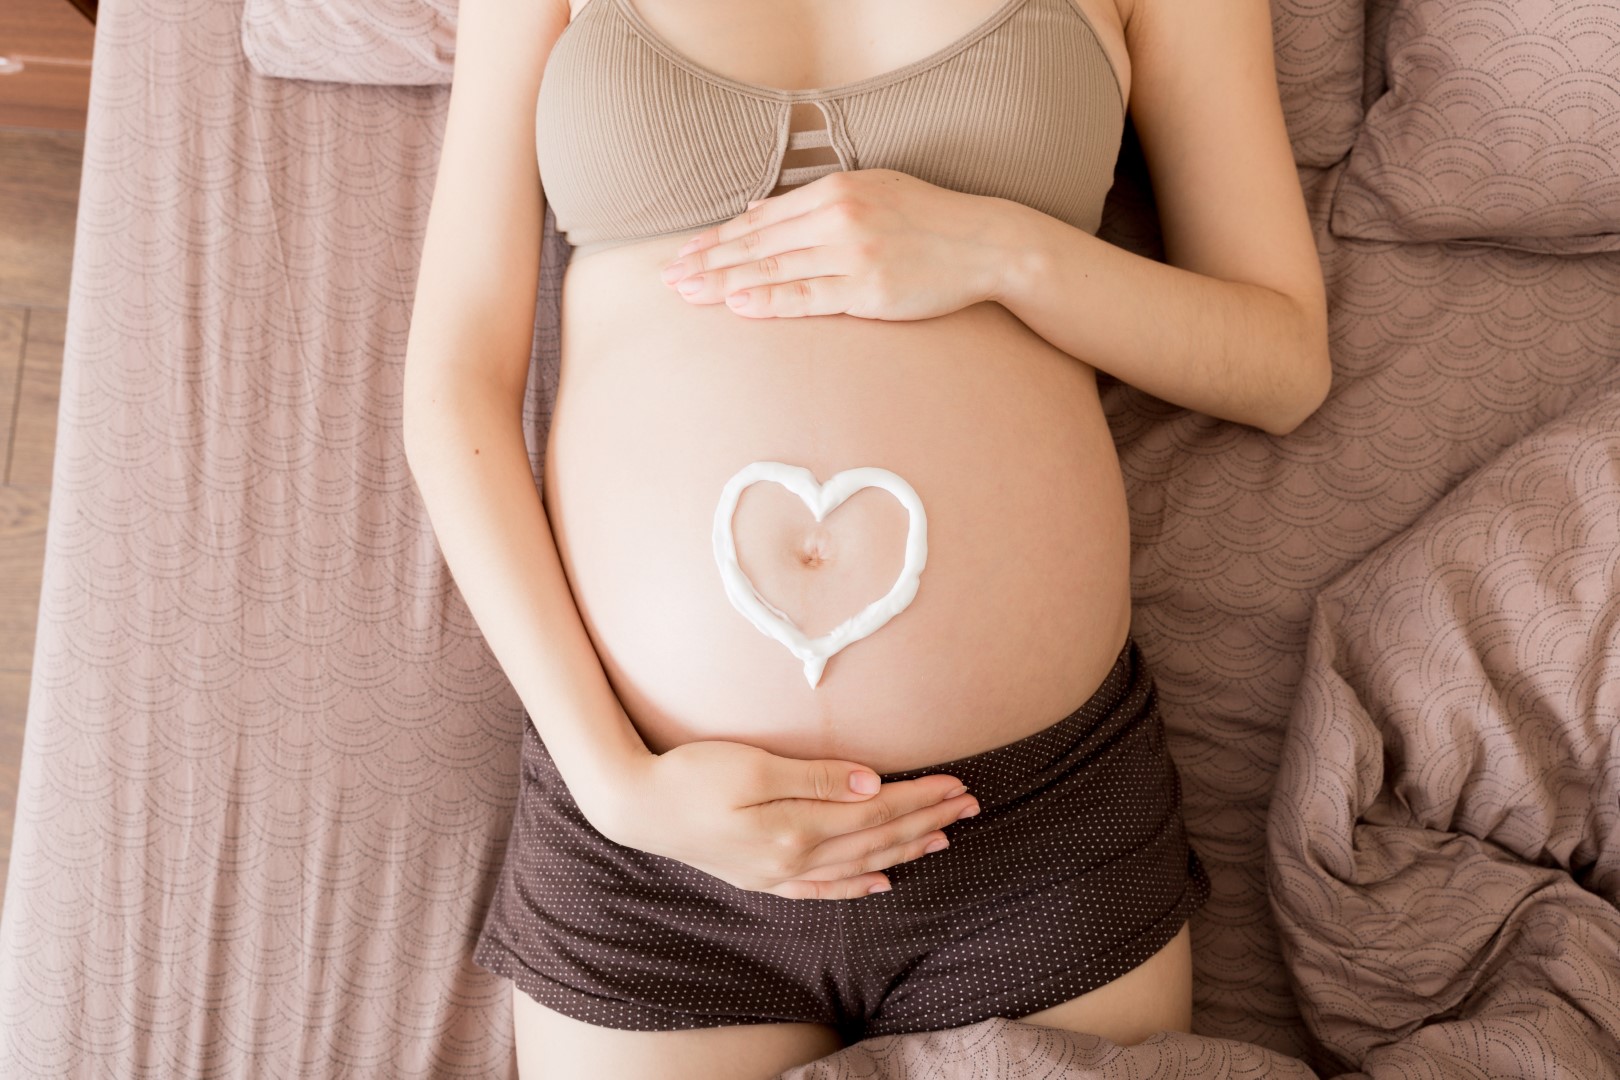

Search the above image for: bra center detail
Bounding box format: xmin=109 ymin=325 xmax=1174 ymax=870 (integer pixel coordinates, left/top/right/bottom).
xmin=771 ymin=101 xmax=845 ymax=197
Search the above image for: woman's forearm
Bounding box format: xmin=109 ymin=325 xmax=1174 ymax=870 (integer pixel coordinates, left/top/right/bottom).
xmin=983 ymin=196 xmax=1331 ymax=436
xmin=403 ymin=375 xmax=653 ymax=809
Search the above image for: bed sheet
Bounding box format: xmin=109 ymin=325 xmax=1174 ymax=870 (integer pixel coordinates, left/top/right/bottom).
xmin=1268 ymin=383 xmax=1620 ymax=1076
xmin=0 ymin=0 xmax=1617 ymax=1075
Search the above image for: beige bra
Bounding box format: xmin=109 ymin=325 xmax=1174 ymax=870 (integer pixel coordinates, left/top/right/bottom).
xmin=536 ymin=0 xmax=1126 ymax=258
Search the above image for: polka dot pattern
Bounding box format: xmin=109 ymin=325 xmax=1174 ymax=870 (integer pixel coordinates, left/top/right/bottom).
xmin=472 ymin=640 xmax=1210 ymax=1043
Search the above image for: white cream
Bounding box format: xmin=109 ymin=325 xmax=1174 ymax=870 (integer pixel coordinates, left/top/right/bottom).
xmin=712 ymin=461 xmax=929 ymax=689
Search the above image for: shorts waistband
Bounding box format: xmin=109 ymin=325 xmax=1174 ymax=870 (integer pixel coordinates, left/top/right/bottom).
xmin=872 ymin=637 xmax=1152 ymax=813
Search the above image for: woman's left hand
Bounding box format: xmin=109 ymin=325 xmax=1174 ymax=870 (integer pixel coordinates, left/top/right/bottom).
xmin=659 ymin=168 xmax=1011 ymax=322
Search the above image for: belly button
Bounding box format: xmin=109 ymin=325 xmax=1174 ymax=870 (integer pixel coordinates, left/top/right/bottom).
xmin=795 ymin=531 xmax=834 ymax=568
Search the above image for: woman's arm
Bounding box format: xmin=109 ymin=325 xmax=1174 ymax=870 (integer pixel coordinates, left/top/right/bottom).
xmin=402 ymin=0 xmax=650 ymax=808
xmin=406 ymin=385 xmax=655 ymax=801
xmin=660 ymin=0 xmax=1331 ymax=436
xmin=987 ymin=199 xmax=1330 ymax=437
xmin=989 ymin=0 xmax=1330 ymax=436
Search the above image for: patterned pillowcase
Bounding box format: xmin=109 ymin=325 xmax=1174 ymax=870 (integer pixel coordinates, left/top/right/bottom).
xmin=1332 ymin=0 xmax=1620 ymax=252
xmin=241 ymin=0 xmax=458 ymax=86
xmin=238 ymin=0 xmax=1367 ymax=171
xmin=1270 ymin=0 xmax=1367 ymax=169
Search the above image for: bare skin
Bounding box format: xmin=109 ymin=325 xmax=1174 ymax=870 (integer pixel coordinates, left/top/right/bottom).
xmin=543 ymin=0 xmax=1138 ymax=783
xmin=510 ymin=2 xmax=1196 ymax=1073
xmin=474 ymin=0 xmax=1326 ymax=1071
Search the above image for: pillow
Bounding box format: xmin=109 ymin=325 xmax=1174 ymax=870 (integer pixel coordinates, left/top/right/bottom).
xmin=1270 ymin=0 xmax=1368 ymax=168
xmin=1331 ymin=0 xmax=1620 ymax=252
xmin=242 ymin=0 xmax=457 ymax=86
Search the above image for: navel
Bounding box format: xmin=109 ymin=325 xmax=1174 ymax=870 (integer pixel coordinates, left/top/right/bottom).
xmin=793 ymin=527 xmax=835 ymax=569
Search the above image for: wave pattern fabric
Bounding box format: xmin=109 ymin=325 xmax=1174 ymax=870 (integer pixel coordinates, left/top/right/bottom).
xmin=1093 ymin=127 xmax=1620 ymax=1072
xmin=1269 ymin=386 xmax=1620 ymax=1075
xmin=0 ymin=0 xmax=1616 ymax=1076
xmin=241 ymin=0 xmax=459 ymax=86
xmin=780 ymin=1018 xmax=1324 ymax=1080
xmin=1332 ymin=0 xmax=1620 ymax=252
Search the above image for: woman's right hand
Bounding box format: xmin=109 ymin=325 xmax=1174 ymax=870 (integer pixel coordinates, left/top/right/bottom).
xmin=581 ymin=739 xmax=981 ymax=899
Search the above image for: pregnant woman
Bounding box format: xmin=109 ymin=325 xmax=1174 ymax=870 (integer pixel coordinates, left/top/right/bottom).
xmin=404 ymin=0 xmax=1331 ymax=1076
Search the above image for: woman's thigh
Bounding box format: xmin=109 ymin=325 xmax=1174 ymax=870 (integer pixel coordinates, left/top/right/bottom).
xmin=1013 ymin=921 xmax=1193 ymax=1046
xmin=512 ymin=984 xmax=844 ymax=1080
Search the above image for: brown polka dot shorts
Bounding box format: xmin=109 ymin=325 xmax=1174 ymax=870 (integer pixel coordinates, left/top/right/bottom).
xmin=472 ymin=638 xmax=1210 ymax=1044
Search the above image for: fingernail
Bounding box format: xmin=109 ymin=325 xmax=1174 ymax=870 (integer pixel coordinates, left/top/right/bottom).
xmin=924 ymin=837 xmax=948 ymax=854
xmin=726 ymin=291 xmax=750 ymax=307
xmin=849 ymin=771 xmax=880 ymax=794
xmin=677 ymin=277 xmax=702 ymax=295
xmin=866 ymin=880 xmax=892 ymax=895
xmin=677 ymin=238 xmax=701 ymax=255
xmin=944 ymin=783 xmax=967 ymax=798
xmin=956 ymin=801 xmax=980 ymax=820
xmin=660 ymin=262 xmax=683 ymax=284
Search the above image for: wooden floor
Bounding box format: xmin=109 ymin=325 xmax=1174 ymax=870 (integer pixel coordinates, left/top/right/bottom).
xmin=0 ymin=125 xmax=80 ymax=908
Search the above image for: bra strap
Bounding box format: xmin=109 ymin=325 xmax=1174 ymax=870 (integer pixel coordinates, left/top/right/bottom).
xmin=777 ymin=161 xmax=842 ymax=186
xmin=785 ymin=128 xmax=833 ymax=151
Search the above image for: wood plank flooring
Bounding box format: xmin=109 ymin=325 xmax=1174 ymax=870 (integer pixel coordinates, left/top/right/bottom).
xmin=0 ymin=125 xmax=80 ymax=910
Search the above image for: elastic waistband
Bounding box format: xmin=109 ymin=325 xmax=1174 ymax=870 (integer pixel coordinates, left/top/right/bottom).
xmin=873 ymin=638 xmax=1154 ymax=813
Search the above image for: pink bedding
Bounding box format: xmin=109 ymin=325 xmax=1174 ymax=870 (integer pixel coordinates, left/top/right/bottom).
xmin=0 ymin=0 xmax=1615 ymax=1075
xmin=1269 ymin=384 xmax=1620 ymax=1074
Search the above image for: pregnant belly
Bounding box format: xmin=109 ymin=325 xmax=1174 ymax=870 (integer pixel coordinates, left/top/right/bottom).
xmin=544 ymin=234 xmax=1133 ymax=773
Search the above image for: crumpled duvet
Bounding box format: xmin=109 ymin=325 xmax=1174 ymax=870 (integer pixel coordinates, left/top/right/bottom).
xmin=1268 ymin=385 xmax=1620 ymax=1077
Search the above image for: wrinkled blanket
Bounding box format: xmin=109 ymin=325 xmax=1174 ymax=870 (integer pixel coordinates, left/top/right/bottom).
xmin=1269 ymin=385 xmax=1620 ymax=1077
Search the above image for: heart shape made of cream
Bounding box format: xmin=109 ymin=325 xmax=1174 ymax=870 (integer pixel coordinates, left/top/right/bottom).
xmin=711 ymin=461 xmax=929 ymax=689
